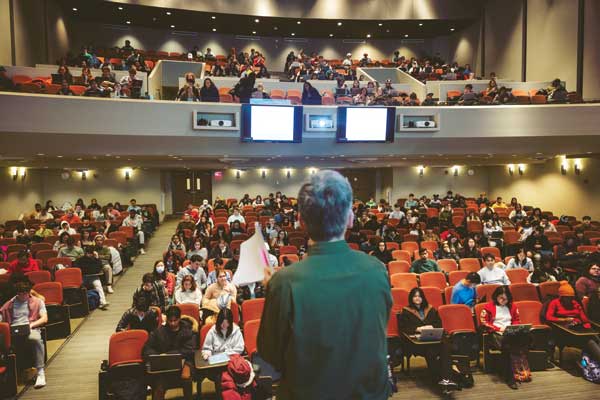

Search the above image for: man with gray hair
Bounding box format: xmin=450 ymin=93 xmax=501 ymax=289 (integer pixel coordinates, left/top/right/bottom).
xmin=258 ymin=170 xmax=392 ymax=399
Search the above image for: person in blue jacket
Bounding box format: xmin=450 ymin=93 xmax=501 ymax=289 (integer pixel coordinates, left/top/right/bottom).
xmin=451 ymin=272 xmax=481 ymax=307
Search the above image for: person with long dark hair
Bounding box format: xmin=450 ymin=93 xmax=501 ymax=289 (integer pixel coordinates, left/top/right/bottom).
xmin=479 ymin=286 xmax=529 ymax=389
xmin=201 ymin=307 xmax=244 ymax=359
xmin=398 ymin=288 xmax=457 ymax=392
xmin=301 ymin=82 xmax=322 ymax=105
xmin=372 ymin=241 xmax=393 ymax=265
xmin=200 ymin=77 xmax=219 ymax=102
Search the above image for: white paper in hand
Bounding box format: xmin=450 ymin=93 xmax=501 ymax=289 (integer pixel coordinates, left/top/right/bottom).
xmin=232 ymin=228 xmax=270 ymax=286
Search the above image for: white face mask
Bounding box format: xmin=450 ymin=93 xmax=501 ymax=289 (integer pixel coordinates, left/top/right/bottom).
xmin=156 ymin=266 xmax=165 ymax=274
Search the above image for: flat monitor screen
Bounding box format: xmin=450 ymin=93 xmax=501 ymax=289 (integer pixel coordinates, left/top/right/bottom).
xmin=336 ymin=107 xmax=395 ymax=142
xmin=241 ymin=104 xmax=303 ymax=142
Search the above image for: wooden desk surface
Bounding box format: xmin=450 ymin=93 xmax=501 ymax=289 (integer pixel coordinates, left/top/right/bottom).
xmin=550 ymin=322 xmax=599 ymax=336
xmin=401 ymin=332 xmax=441 ymax=346
xmin=194 ymin=350 xmax=229 ymax=370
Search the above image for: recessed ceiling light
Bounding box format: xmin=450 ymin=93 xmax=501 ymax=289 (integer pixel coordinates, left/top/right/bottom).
xmin=211 ymin=16 xmax=216 ymax=19
xmin=329 ymin=33 xmax=333 ymax=37
xmin=366 ymin=34 xmax=371 ymax=38
xmin=297 ymin=21 xmax=301 ymax=24
xmin=77 ymin=158 xmax=83 ymax=161
xmin=212 ymin=28 xmax=216 ymax=32
xmin=291 ymin=32 xmax=295 ymax=36
xmin=274 ymin=26 xmax=278 ymax=30
xmin=153 ymin=17 xmax=157 ymax=21
xmin=252 ymin=31 xmax=256 ymax=34
xmin=450 ymin=28 xmax=455 ymax=31
xmin=337 ymin=22 xmax=342 ymax=26
xmin=57 ymin=155 xmax=63 ymax=158
xmin=419 ymin=23 xmax=423 ymax=26
xmin=378 ymin=23 xmax=383 ymax=26
xmin=118 ymin=6 xmax=123 ymax=10
xmin=166 ymin=11 xmax=171 ymax=15
xmin=404 ymin=34 xmax=409 ymax=37
xmin=37 ymin=153 xmax=44 ymax=156
xmin=254 ymin=18 xmax=260 ymax=23
xmin=170 ymin=24 xmax=175 ymax=28
xmin=126 ymin=20 xmax=131 ymax=24
xmin=72 ymin=7 xmax=77 ymax=11
xmin=386 ymin=29 xmax=390 ymax=33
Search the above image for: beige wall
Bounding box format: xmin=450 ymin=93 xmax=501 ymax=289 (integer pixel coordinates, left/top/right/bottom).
xmin=526 ymin=0 xmax=577 ymax=90
xmin=446 ymin=20 xmax=481 ymax=74
xmin=0 ymin=168 xmax=171 ymax=222
xmin=12 ymin=0 xmax=46 ymax=66
xmin=45 ymin=0 xmax=70 ymax=65
xmin=484 ymin=0 xmax=522 ymax=81
xmin=583 ymin=0 xmax=600 ymax=100
xmin=488 ymin=157 xmax=600 ymax=219
xmin=0 ymin=0 xmax=12 ymax=66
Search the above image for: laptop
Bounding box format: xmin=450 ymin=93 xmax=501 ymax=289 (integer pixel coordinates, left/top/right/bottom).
xmin=51 ymin=74 xmax=64 ymax=84
xmin=147 ymin=353 xmax=182 ymax=372
xmin=416 ymin=328 xmax=444 ymax=342
xmin=503 ymin=324 xmax=531 ymax=336
xmin=10 ymin=324 xmax=31 ymax=337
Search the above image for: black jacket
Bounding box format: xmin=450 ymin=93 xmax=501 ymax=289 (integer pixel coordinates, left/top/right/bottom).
xmin=116 ymin=308 xmax=158 ymax=333
xmin=200 ymin=85 xmax=219 ymax=102
xmin=73 ymin=255 xmax=103 ymax=275
xmin=302 ymin=87 xmax=322 ymax=105
xmin=398 ymin=306 xmax=442 ymax=334
xmin=142 ymin=319 xmax=195 ymax=362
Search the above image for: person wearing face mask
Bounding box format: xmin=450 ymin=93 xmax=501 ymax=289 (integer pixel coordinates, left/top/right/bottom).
xmin=176 ymin=72 xmax=201 ymax=101
xmin=116 ymin=296 xmax=158 ymax=333
xmin=153 ymin=260 xmax=175 ymax=297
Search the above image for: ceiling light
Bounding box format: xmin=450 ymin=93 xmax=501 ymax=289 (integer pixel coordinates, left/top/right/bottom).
xmin=337 ymin=22 xmax=342 ymax=26
xmin=386 ymin=29 xmax=390 ymax=33
xmin=366 ymin=34 xmax=371 ymax=38
xmin=72 ymin=7 xmax=77 ymax=11
xmin=291 ymin=32 xmax=295 ymax=36
xmin=166 ymin=11 xmax=171 ymax=15
xmin=329 ymin=33 xmax=333 ymax=37
xmin=57 ymin=155 xmax=63 ymax=158
xmin=378 ymin=23 xmax=383 ymax=27
xmin=450 ymin=28 xmax=455 ymax=31
xmin=252 ymin=31 xmax=256 ymax=34
xmin=170 ymin=24 xmax=175 ymax=28
xmin=118 ymin=6 xmax=123 ymax=10
xmin=419 ymin=23 xmax=423 ymax=26
xmin=274 ymin=26 xmax=278 ymax=30
xmin=254 ymin=18 xmax=260 ymax=23
xmin=211 ymin=16 xmax=216 ymax=19
xmin=126 ymin=20 xmax=131 ymax=24
xmin=212 ymin=28 xmax=216 ymax=32
xmin=37 ymin=153 xmax=44 ymax=156
xmin=404 ymin=34 xmax=409 ymax=37
xmin=297 ymin=21 xmax=301 ymax=24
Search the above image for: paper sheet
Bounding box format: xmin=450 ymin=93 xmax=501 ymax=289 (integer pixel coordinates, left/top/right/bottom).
xmin=232 ymin=227 xmax=269 ymax=287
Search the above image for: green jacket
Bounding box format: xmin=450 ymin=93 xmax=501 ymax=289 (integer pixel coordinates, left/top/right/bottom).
xmin=410 ymin=258 xmax=440 ymax=274
xmin=258 ymin=240 xmax=392 ymax=400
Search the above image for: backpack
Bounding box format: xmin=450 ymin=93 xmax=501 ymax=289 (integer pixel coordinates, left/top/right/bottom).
xmin=511 ymin=352 xmax=532 ymax=382
xmin=87 ymin=289 xmax=100 ymax=311
xmin=580 ymin=352 xmax=600 ymax=383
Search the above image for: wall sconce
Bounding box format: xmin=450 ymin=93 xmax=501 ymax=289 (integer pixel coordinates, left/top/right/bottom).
xmin=561 ymin=157 xmax=568 ymax=175
xmin=508 ymin=164 xmax=514 ymax=176
xmin=81 ymin=170 xmax=87 ymax=180
xmin=196 ymin=177 xmax=201 ymax=190
xmin=186 ymin=177 xmax=191 ymax=191
xmin=285 ymin=168 xmax=291 ymax=179
xmin=417 ymin=165 xmax=424 ymax=176
xmin=452 ymin=165 xmax=459 ymax=176
xmin=261 ymin=169 xmax=267 ymax=179
xmin=10 ymin=167 xmax=18 ymax=180
xmin=18 ymin=167 xmax=26 ymax=180
xmin=574 ymin=159 xmax=581 ymax=175
xmin=309 ymin=167 xmax=317 ymax=175
xmin=123 ymin=167 xmax=132 ymax=180
xmin=517 ymin=164 xmax=524 ymax=176
xmin=235 ymin=170 xmax=241 ymax=179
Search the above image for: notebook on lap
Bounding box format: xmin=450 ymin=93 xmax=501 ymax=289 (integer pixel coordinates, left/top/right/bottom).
xmin=148 ymin=353 xmax=182 ymax=372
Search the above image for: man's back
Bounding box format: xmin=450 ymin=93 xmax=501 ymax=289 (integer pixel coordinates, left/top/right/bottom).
xmin=258 ymin=240 xmax=392 ymax=400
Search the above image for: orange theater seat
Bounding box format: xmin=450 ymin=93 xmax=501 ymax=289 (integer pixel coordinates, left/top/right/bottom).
xmin=390 ymin=273 xmax=418 ymax=291
xmin=243 ymin=319 xmax=260 ymax=355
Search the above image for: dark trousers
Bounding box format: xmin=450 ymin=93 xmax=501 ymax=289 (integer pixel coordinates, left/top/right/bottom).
xmin=488 ymin=333 xmax=529 ymax=384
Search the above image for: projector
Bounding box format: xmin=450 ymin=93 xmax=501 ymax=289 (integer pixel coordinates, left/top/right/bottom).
xmin=415 ymin=120 xmax=436 ymax=128
xmin=210 ymin=120 xmax=232 ymax=127
xmin=309 ymin=118 xmax=333 ymax=129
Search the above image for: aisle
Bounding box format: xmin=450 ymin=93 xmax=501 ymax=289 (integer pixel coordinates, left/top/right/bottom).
xmin=19 ymin=219 xmax=179 ymax=400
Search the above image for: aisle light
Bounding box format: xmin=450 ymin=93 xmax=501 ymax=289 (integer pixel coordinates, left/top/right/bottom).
xmin=517 ymin=164 xmax=525 ymax=175
xmin=574 ymin=159 xmax=582 ymax=175
xmin=123 ymin=167 xmax=133 ymax=180
xmin=81 ymin=170 xmax=88 ymax=181
xmin=416 ymin=165 xmax=425 ymax=176
xmin=507 ymin=164 xmax=514 ymax=176
xmin=561 ymin=157 xmax=568 ymax=175
xmin=452 ymin=165 xmax=460 ymax=176
xmin=260 ymin=169 xmax=267 ymax=179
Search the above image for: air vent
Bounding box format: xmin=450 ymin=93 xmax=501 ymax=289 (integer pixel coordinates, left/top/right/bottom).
xmin=102 ymin=24 xmax=130 ymax=31
xmin=401 ymin=39 xmax=425 ymax=44
xmin=236 ymin=35 xmax=261 ymax=41
xmin=343 ymin=39 xmax=366 ymax=44
xmin=283 ymin=37 xmax=308 ymax=43
xmin=171 ymin=31 xmax=198 ymax=37
xmin=218 ymin=157 xmax=250 ymax=163
xmin=348 ymin=158 xmax=379 ymax=164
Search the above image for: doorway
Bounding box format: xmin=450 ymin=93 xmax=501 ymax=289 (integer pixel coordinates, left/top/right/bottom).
xmin=171 ymin=171 xmax=213 ymax=213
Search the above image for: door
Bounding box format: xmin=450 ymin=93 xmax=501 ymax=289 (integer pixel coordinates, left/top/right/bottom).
xmin=171 ymin=171 xmax=213 ymax=213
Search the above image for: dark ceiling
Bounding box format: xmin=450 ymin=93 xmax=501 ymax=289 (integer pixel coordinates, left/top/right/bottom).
xmin=59 ymin=0 xmax=476 ymax=40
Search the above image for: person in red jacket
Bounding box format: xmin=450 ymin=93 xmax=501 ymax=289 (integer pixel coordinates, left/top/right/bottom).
xmin=545 ymin=281 xmax=591 ymax=329
xmin=220 ymin=354 xmax=256 ymax=400
xmin=479 ymin=286 xmax=529 ymax=389
xmin=7 ymin=250 xmax=40 ymax=274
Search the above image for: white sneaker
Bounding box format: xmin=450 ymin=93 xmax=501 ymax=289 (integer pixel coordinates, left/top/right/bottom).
xmin=106 ymin=286 xmax=114 ymax=294
xmin=99 ymin=302 xmax=109 ymax=310
xmin=34 ymin=373 xmax=46 ymax=388
xmin=140 ymin=248 xmax=146 ymax=255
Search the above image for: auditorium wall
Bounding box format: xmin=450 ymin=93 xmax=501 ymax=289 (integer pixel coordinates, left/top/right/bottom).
xmin=483 ymin=0 xmax=523 ymax=81
xmin=583 ymin=0 xmax=600 ymax=100
xmin=11 ymin=0 xmax=46 ymax=67
xmin=0 ymin=0 xmax=12 ymax=66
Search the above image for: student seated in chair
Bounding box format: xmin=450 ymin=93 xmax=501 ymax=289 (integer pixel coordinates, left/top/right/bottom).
xmin=73 ymin=246 xmax=109 ymax=309
xmin=0 ymin=278 xmax=48 ymax=388
xmin=410 ymin=248 xmax=441 ymax=274
xmin=116 ymin=296 xmax=158 ymax=333
xmin=398 ymin=287 xmax=457 ymax=392
xmin=143 ymin=306 xmax=195 ymax=400
xmin=478 ymin=286 xmax=530 ymax=390
xmin=451 ymin=272 xmax=481 ymax=307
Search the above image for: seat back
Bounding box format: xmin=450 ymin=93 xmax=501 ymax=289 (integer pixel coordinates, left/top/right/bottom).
xmin=390 ymin=273 xmax=418 ymax=291
xmin=480 ymin=247 xmax=501 ymax=260
xmin=420 ymin=286 xmax=444 ymax=309
xmin=538 ymin=281 xmax=560 ymax=301
xmin=419 ymin=272 xmax=447 ymax=290
xmin=47 ymin=257 xmax=73 ymax=270
xmin=420 ymin=241 xmax=439 ymax=252
xmin=0 ymin=322 xmax=10 ymax=352
xmin=400 ymin=241 xmax=419 ymax=255
xmin=506 ymin=269 xmax=529 ymax=284
xmin=459 ymin=258 xmax=481 ymax=272
xmin=387 ymin=260 xmax=410 ymax=275
xmin=438 ymin=304 xmax=475 ymax=334
xmin=199 ymin=322 xmax=214 ymax=348
xmin=391 ymin=288 xmax=409 ymax=312
xmin=448 ymin=270 xmax=469 ymax=286
xmin=279 ymin=245 xmax=298 ymax=255
xmin=243 ymin=319 xmax=260 ymax=355
xmin=444 ymin=286 xmax=454 ymax=304
xmin=476 ymin=284 xmax=501 ymax=303
xmin=25 ymin=270 xmax=52 ymax=285
xmin=55 ymin=268 xmax=82 ymax=288
xmin=175 ymin=303 xmax=201 ymax=324
xmin=514 ymin=300 xmax=545 ymax=326
xmin=33 ymin=282 xmax=63 ymax=305
xmin=510 ymin=283 xmax=539 ymax=302
xmin=108 ymin=330 xmax=149 ymax=368
xmin=391 ymin=250 xmax=411 ymax=263
xmin=241 ymin=298 xmax=265 ymax=323
xmin=438 ymin=259 xmax=458 ymax=273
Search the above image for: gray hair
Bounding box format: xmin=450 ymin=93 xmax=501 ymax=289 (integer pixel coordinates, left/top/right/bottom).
xmin=297 ymin=170 xmax=353 ymax=242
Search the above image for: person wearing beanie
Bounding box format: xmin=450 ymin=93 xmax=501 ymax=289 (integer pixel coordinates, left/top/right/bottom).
xmin=545 ymin=281 xmax=591 ymax=329
xmin=220 ymin=354 xmax=256 ymax=400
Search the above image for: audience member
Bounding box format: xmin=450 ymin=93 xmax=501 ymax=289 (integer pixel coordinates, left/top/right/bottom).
xmin=132 ymin=273 xmax=167 ymax=312
xmin=116 ymin=295 xmax=157 ymax=333
xmin=175 ymin=275 xmax=203 ymax=306
xmin=410 ymin=248 xmax=441 ymax=273
xmin=478 ymin=254 xmax=510 ymax=285
xmin=451 ymin=272 xmax=481 ymax=307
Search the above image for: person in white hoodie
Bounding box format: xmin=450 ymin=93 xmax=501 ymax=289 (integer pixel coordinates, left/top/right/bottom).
xmin=201 ymin=308 xmax=245 ymax=360
xmin=174 ymin=275 xmax=202 ymax=306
